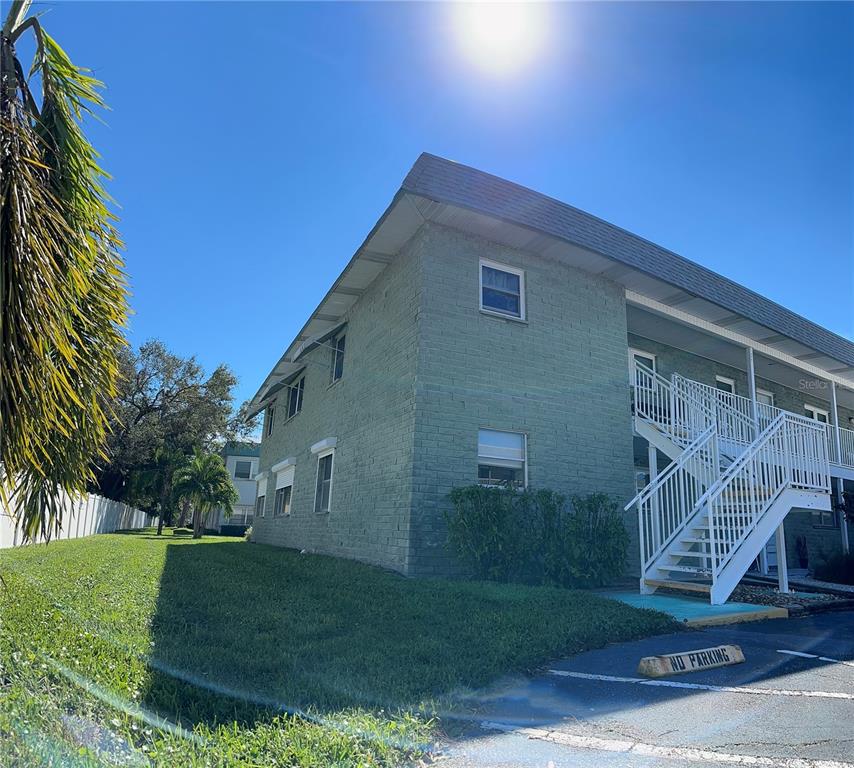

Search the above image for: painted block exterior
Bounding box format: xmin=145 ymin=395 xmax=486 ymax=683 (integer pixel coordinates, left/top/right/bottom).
xmin=251 ymin=233 xmax=420 ymax=573
xmin=409 ymin=224 xmax=637 ymax=575
xmin=253 ymin=222 xmax=637 ymax=575
xmin=252 ymin=223 xmax=850 ymax=579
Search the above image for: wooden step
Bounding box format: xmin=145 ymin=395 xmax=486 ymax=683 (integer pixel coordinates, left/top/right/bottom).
xmin=681 ymin=536 xmax=711 ymax=544
xmin=644 ymin=578 xmax=712 ymax=594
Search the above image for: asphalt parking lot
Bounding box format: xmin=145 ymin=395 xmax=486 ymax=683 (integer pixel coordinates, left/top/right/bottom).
xmin=439 ymin=610 xmax=854 ymax=767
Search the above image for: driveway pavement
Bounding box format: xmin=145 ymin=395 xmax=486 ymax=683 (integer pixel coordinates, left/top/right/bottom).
xmin=437 ymin=611 xmax=854 ymax=767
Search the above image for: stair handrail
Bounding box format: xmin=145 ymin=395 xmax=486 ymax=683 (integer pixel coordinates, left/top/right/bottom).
xmin=631 ymin=361 xmax=716 ymax=444
xmin=626 ymin=425 xmax=719 ymax=575
xmin=673 ymin=375 xmax=758 ymax=447
xmin=630 ymin=360 xmax=674 ymax=437
xmin=695 ymin=412 xmax=830 ymax=584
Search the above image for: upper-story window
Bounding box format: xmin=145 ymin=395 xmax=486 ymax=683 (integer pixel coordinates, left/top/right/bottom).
xmin=287 ymin=376 xmax=305 ymax=419
xmin=480 ymin=259 xmax=525 ymax=320
xmin=715 ymin=376 xmax=736 ymax=395
xmin=234 ymin=460 xmax=252 ymax=480
xmin=756 ymin=389 xmax=775 ymax=407
xmin=265 ymin=404 xmax=276 ymax=436
xmin=805 ymin=404 xmax=829 ymax=424
xmin=330 ymin=335 xmax=346 ymax=384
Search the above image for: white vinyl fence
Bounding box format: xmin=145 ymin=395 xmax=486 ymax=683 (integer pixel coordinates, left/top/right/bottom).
xmin=0 ymin=491 xmax=150 ymax=548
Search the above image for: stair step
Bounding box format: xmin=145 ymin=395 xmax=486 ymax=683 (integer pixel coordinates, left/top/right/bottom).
xmin=644 ymin=578 xmax=712 ymax=594
xmin=669 ymin=549 xmax=712 ymax=559
xmin=681 ymin=537 xmax=711 ymax=544
xmin=657 ymin=564 xmax=711 ymax=574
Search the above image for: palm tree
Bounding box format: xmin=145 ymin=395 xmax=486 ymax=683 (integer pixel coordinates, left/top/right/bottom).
xmin=172 ymin=452 xmax=238 ymax=539
xmin=1 ymin=0 xmax=128 ymax=541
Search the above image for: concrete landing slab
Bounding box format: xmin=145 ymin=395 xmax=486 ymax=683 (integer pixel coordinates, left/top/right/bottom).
xmin=599 ymin=589 xmax=787 ymax=626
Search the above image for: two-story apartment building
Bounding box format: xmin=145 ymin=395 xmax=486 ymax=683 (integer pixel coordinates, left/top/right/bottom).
xmin=249 ymin=153 xmax=854 ymax=602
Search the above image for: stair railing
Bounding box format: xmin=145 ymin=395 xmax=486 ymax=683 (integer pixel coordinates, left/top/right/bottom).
xmin=699 ymin=412 xmax=830 ymax=587
xmin=631 ymin=361 xmax=673 ymax=437
xmin=631 ymin=361 xmax=716 ymax=445
xmin=626 ymin=426 xmax=719 ymax=578
xmin=674 ymin=376 xmax=757 ymax=448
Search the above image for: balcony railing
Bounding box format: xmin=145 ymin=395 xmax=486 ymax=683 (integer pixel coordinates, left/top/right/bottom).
xmin=630 ymin=362 xmax=854 ymax=471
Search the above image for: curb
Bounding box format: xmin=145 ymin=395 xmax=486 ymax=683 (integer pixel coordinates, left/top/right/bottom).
xmin=785 ymin=599 xmax=854 ymax=617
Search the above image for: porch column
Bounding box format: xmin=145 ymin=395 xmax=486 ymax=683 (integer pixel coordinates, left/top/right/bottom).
xmin=746 ymin=347 xmax=759 ymax=437
xmin=830 ymin=382 xmax=849 ymax=554
xmin=758 ymin=542 xmax=769 ymax=575
xmin=775 ymin=521 xmax=789 ymax=594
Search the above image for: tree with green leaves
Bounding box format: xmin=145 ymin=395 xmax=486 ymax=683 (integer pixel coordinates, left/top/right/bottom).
xmin=172 ymin=451 xmax=238 ymax=539
xmin=1 ymin=0 xmax=128 ymax=541
xmin=92 ymin=340 xmax=258 ymax=533
xmin=126 ymin=444 xmax=187 ymax=536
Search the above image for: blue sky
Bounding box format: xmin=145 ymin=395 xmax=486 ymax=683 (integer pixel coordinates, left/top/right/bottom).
xmin=30 ymin=1 xmax=854 ymax=407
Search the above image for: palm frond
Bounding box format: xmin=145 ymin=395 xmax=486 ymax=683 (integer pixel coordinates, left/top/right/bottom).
xmin=1 ymin=6 xmax=128 ymax=542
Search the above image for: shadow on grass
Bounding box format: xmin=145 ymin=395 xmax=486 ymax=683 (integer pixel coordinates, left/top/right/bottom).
xmin=137 ymin=538 xmax=681 ymax=732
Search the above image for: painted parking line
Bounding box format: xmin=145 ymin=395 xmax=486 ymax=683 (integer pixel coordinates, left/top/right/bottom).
xmin=778 ymin=649 xmax=854 ymax=669
xmin=548 ymin=670 xmax=854 ymax=700
xmin=480 ymin=721 xmax=854 ymax=768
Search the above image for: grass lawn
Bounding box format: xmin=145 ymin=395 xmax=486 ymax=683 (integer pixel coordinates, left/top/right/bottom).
xmin=0 ymin=530 xmax=678 ymax=766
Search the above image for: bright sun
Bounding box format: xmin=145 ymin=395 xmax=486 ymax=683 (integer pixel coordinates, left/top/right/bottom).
xmin=453 ymin=2 xmax=549 ymax=77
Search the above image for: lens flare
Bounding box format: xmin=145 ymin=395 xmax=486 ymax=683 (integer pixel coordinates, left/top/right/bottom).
xmin=453 ymin=2 xmax=549 ymax=77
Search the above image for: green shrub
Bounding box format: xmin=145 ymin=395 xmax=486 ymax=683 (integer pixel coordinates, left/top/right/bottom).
xmin=446 ymin=486 xmax=520 ymax=581
xmin=446 ymin=487 xmax=628 ymax=588
xmin=814 ymin=553 xmax=854 ymax=585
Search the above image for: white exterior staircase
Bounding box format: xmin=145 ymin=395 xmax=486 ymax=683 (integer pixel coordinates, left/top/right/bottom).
xmin=627 ymin=361 xmax=831 ymax=604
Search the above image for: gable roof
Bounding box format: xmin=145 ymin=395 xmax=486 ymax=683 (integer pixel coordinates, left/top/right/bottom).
xmin=402 ymin=153 xmax=854 ymax=368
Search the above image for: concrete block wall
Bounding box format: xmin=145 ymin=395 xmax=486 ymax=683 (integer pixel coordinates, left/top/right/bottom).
xmin=410 ymin=223 xmax=638 ymax=575
xmin=252 ymin=233 xmax=422 ymax=573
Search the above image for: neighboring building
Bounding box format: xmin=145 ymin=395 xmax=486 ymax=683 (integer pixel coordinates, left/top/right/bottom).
xmin=209 ymin=441 xmax=260 ymax=534
xmin=248 ymin=153 xmax=854 ymax=601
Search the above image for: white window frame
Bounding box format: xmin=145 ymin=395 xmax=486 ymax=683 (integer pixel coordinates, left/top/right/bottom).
xmin=274 ymin=485 xmax=292 ymax=517
xmin=805 ymin=404 xmax=830 ymax=423
xmin=286 ymin=376 xmax=305 ymax=421
xmin=477 ymin=428 xmax=528 ymax=489
xmin=233 ymin=460 xmax=253 ymax=480
xmin=479 ymin=258 xmax=526 ymax=320
xmin=715 ymin=376 xmax=736 ymax=394
xmin=265 ymin=404 xmax=276 ymax=436
xmin=812 ymin=508 xmax=837 ymax=529
xmin=629 ymin=348 xmax=656 ymax=373
xmin=330 ymin=334 xmax=346 ymax=384
xmin=755 ymin=388 xmax=775 ymax=407
xmin=255 ymin=472 xmax=268 ymax=518
xmin=272 ymin=459 xmax=295 ymax=518
xmin=313 ymin=448 xmax=335 ymax=514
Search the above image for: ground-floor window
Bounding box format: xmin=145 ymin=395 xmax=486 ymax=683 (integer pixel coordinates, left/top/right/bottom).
xmin=255 ymin=494 xmax=266 ymax=518
xmin=274 ymin=486 xmax=292 ymax=517
xmin=811 ymin=509 xmax=837 ymax=528
xmin=477 ymin=429 xmax=527 ymax=489
xmin=314 ymin=451 xmax=334 ymax=513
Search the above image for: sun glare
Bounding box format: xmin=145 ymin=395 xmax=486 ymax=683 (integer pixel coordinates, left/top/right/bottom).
xmin=453 ymin=2 xmax=549 ymax=77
